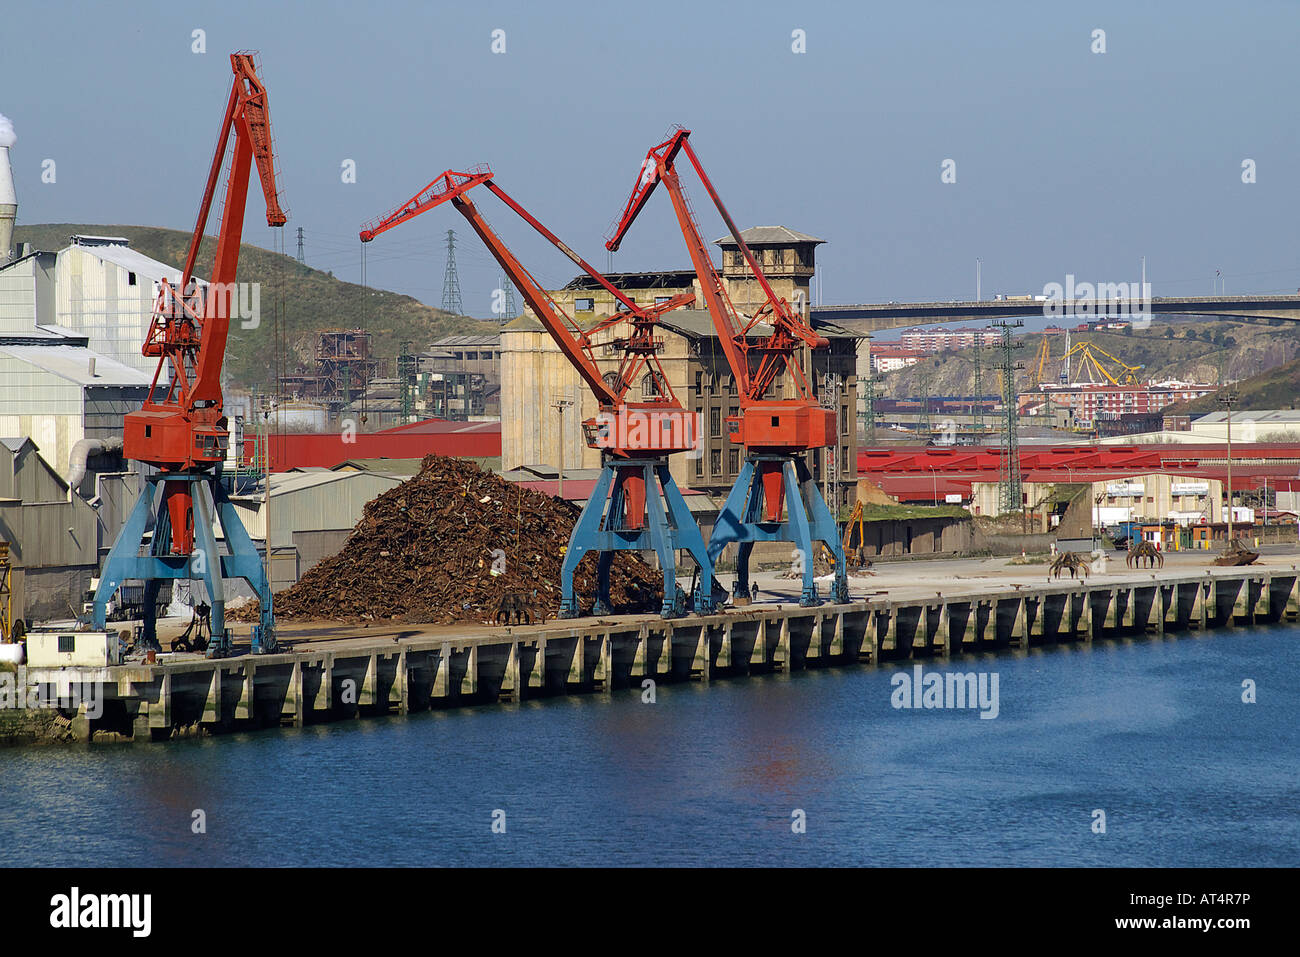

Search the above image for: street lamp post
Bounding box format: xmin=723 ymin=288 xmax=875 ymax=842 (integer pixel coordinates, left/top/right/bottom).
xmin=552 ymin=394 xmax=574 ymax=501
xmin=1219 ymin=389 xmax=1238 ymax=546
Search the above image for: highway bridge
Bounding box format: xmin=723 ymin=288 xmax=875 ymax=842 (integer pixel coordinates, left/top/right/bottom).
xmin=813 ymin=295 xmax=1300 ymax=332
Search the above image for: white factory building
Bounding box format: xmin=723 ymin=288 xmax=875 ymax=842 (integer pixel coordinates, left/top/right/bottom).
xmin=0 ymin=235 xmax=177 ymax=480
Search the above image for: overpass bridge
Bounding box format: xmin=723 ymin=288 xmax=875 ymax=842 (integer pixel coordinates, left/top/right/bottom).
xmin=812 ymin=295 xmax=1300 ymax=333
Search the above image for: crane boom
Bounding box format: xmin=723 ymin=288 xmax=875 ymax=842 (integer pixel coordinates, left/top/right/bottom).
xmin=359 ymin=166 xmax=716 ymax=617
xmin=604 ymin=127 xmax=849 ymax=607
xmin=127 ymin=51 xmax=286 ymax=471
xmin=606 ymin=126 xmax=833 ymax=452
xmin=360 ymin=168 xmax=695 ymax=448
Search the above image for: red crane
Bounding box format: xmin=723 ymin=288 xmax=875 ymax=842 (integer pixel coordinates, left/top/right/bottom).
xmin=360 ymin=168 xmax=718 ymax=616
xmin=95 ymin=53 xmax=287 ymax=655
xmin=607 ymin=127 xmax=849 ymax=605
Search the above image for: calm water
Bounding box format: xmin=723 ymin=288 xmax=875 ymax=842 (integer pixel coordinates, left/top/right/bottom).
xmin=2 ymin=626 xmax=1296 ymax=867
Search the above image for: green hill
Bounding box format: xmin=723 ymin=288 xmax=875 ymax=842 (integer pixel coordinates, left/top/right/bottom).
xmin=880 ymin=320 xmax=1300 ymax=400
xmin=14 ymin=223 xmax=499 ymax=391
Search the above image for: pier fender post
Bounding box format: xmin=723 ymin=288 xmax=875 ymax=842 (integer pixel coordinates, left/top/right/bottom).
xmin=235 ymin=666 xmax=255 ymax=722
xmin=914 ymin=604 xmax=931 ymax=653
xmin=396 ymin=648 xmax=409 ymax=713
xmin=658 ymin=627 xmax=672 ymax=677
xmin=594 ymin=633 xmax=612 ymax=692
xmin=690 ymin=625 xmax=710 ymax=683
xmin=883 ymin=604 xmax=898 ymax=653
xmin=858 ymin=607 xmax=877 ymax=663
xmin=829 ymin=612 xmax=844 ymax=658
xmin=937 ymin=603 xmax=951 ymax=656
xmin=750 ymin=619 xmax=768 ymax=670
xmin=314 ymin=655 xmax=334 ymax=713
xmin=566 ymin=635 xmax=584 ymax=686
xmin=808 ymin=614 xmax=824 ymax=660
xmin=282 ymin=660 xmax=303 ymax=725
xmin=1191 ymin=580 xmax=1206 ymax=630
xmin=1101 ymin=588 xmax=1118 ymax=632
xmin=1286 ymin=575 xmax=1300 ymax=621
xmin=1253 ymin=576 xmax=1270 ymax=623
xmin=359 ymin=654 xmax=378 ymax=710
xmin=502 ymin=641 xmax=521 ymax=702
xmin=1028 ymin=596 xmax=1044 ymax=642
xmin=631 ymin=626 xmax=649 ymax=679
xmin=433 ymin=643 xmax=451 ymax=700
xmin=149 ymin=671 xmax=173 ymax=731
xmin=777 ymin=617 xmax=792 ymax=670
xmin=202 ymin=667 xmax=221 ymax=725
xmin=529 ymin=639 xmax=546 ymax=690
xmin=961 ymin=602 xmax=978 ymax=645
xmin=718 ymin=622 xmax=733 ymax=670
xmin=1122 ymin=586 xmax=1137 ymax=631
xmin=463 ymin=644 xmax=479 ymax=697
xmin=1155 ymin=585 xmax=1168 ymax=635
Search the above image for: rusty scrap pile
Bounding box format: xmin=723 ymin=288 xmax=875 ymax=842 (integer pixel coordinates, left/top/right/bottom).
xmin=253 ymin=455 xmax=662 ymax=623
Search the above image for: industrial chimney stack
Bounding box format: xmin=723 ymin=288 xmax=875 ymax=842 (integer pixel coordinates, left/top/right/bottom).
xmin=0 ymin=113 xmax=16 ymax=265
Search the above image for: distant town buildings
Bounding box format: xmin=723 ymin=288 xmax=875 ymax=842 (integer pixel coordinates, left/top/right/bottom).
xmin=898 ymin=326 xmax=1003 ymax=353
xmin=1022 ymin=381 xmax=1219 ymax=427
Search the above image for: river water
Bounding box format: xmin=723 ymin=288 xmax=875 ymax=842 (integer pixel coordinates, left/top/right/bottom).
xmin=2 ymin=625 xmax=1296 ymax=867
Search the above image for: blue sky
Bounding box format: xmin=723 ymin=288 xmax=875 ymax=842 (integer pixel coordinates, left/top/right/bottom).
xmin=4 ymin=0 xmax=1299 ymax=317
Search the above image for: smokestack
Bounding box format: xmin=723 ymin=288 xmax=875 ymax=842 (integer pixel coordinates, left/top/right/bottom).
xmin=0 ymin=114 xmax=15 ymax=265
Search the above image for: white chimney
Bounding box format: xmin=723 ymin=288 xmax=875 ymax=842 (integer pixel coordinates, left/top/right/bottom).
xmin=0 ymin=113 xmax=16 ymax=265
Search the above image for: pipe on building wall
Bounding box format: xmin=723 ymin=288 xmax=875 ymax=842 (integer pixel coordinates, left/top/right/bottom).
xmin=67 ymin=436 xmax=124 ymax=494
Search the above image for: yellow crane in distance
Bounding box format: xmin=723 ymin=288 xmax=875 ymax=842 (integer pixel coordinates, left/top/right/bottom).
xmin=1058 ymin=341 xmax=1144 ymax=386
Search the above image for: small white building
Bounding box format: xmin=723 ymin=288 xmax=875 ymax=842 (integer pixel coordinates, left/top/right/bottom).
xmin=54 ymin=236 xmax=182 ymax=375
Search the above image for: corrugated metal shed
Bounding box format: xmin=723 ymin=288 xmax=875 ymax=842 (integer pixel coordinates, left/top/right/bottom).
xmin=229 ymin=469 xmax=407 ymax=548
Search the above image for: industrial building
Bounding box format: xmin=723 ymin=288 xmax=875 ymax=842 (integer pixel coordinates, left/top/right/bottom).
xmin=1021 ymin=381 xmax=1219 ymax=427
xmin=501 ymin=227 xmax=863 ymax=510
xmin=228 ymin=469 xmax=408 ymax=590
xmin=969 ymin=471 xmax=1225 ymax=528
xmin=0 ymin=436 xmax=98 ymax=619
xmin=0 ymin=236 xmax=177 ymax=479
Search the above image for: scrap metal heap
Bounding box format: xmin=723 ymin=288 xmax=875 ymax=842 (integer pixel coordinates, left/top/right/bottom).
xmin=247 ymin=455 xmax=663 ymax=623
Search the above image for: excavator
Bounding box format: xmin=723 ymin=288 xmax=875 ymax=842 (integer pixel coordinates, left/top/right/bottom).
xmin=360 ymin=168 xmax=717 ymax=617
xmin=607 ymin=127 xmax=849 ymax=606
xmin=94 ymin=53 xmax=286 ymax=657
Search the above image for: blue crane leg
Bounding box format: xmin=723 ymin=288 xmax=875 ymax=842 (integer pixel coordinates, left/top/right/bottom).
xmin=642 ymin=462 xmax=684 ymax=617
xmin=212 ymin=481 xmax=276 ymax=653
xmin=707 ymin=457 xmax=757 ymax=575
xmin=192 ymin=480 xmax=229 ymax=657
xmin=781 ymin=460 xmax=820 ymax=606
xmin=656 ymin=463 xmax=715 ymax=614
xmin=795 ymin=458 xmax=850 ymax=603
xmin=93 ymin=482 xmax=157 ymax=631
xmin=560 ymin=466 xmax=615 ymax=618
